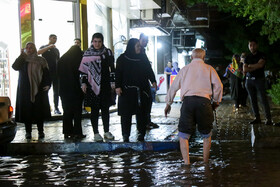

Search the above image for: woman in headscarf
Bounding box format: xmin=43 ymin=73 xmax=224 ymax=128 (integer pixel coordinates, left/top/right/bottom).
xmin=224 ymin=54 xmax=246 ymax=111
xmin=12 ymin=42 xmax=51 ymax=139
xmin=57 ymin=45 xmax=85 ymax=139
xmin=79 ymin=33 xmax=116 ymax=142
xmin=115 ymin=38 xmax=157 ymax=142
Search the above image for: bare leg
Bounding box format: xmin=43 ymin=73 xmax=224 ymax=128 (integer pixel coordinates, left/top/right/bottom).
xmin=203 ymin=136 xmax=211 ymax=163
xmin=179 ymin=137 xmax=190 ymax=165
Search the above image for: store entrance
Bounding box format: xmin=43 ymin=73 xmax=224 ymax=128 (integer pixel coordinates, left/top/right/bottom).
xmin=33 ymin=0 xmax=75 ymax=55
xmin=33 ymin=0 xmax=76 ymax=114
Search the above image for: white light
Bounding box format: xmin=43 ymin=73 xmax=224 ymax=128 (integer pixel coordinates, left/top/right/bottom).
xmin=130 ymin=27 xmax=169 ymax=36
xmin=182 ymin=49 xmax=187 ymax=56
xmin=196 ymin=17 xmax=208 ymax=21
xmin=157 ymin=43 xmax=162 ymax=49
xmin=195 ymin=39 xmax=204 ymax=48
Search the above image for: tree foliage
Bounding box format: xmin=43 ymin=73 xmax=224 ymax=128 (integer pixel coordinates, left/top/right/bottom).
xmin=185 ymin=0 xmax=280 ymax=44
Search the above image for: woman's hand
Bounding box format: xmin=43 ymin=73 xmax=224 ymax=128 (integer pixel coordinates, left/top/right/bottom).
xmin=115 ymin=88 xmax=122 ymax=96
xmin=81 ymin=83 xmax=87 ymax=94
xmin=21 ymin=48 xmax=27 ymax=58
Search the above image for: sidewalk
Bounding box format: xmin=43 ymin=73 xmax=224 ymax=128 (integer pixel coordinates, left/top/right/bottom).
xmin=5 ymin=102 xmax=181 ymax=154
xmin=4 ymin=95 xmax=280 ymax=154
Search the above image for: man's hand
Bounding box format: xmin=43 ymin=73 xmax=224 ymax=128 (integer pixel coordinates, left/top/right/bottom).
xmin=81 ymin=84 xmax=87 ymax=94
xmin=152 ymin=82 xmax=157 ymax=91
xmin=164 ymin=104 xmax=171 ymax=117
xmin=115 ymin=88 xmax=122 ymax=96
xmin=111 ymin=82 xmax=115 ymax=90
xmin=212 ymin=102 xmax=219 ymax=111
xmin=48 ymin=44 xmax=56 ymax=49
xmin=43 ymin=86 xmax=50 ymax=91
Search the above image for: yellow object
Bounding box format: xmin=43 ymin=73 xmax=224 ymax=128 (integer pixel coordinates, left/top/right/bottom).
xmin=232 ymin=58 xmax=238 ymax=70
xmin=85 ymin=107 xmax=91 ymax=112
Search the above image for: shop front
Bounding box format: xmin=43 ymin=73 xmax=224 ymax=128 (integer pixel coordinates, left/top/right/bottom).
xmin=0 ymin=0 xmax=21 ymax=106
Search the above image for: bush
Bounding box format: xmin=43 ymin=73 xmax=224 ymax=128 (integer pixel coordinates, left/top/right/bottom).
xmin=268 ymin=79 xmax=280 ymax=105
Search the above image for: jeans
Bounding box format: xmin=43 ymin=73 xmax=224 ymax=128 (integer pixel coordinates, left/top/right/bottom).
xmin=245 ymin=77 xmax=271 ymax=120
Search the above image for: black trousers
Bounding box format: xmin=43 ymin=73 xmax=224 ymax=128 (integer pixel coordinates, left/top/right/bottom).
xmin=121 ymin=110 xmax=148 ymax=139
xmin=51 ymin=73 xmax=59 ymax=110
xmin=90 ymin=103 xmax=110 ymax=134
xmin=25 ymin=121 xmax=43 ymax=133
xmin=61 ymin=98 xmax=83 ymax=135
xmin=245 ymin=77 xmax=271 ymax=120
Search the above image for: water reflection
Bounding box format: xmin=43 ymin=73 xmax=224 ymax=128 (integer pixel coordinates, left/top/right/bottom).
xmin=1 ymin=142 xmax=280 ymax=186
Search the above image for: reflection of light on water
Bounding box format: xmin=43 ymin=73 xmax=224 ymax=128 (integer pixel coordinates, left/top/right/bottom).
xmin=251 ymin=124 xmax=255 ymax=147
xmin=1 ymin=146 xmax=280 ymax=186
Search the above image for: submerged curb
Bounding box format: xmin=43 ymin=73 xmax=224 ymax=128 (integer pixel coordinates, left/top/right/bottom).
xmin=3 ymin=141 xmax=179 ymax=155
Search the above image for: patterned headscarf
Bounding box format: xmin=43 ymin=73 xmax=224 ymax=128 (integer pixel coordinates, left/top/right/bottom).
xmin=79 ymin=44 xmax=108 ymax=95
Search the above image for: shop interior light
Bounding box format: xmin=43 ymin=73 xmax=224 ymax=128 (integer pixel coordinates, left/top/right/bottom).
xmin=130 ymin=26 xmax=169 ymax=36
xmin=157 ymin=42 xmax=162 ymax=49
xmin=182 ymin=49 xmax=188 ymax=56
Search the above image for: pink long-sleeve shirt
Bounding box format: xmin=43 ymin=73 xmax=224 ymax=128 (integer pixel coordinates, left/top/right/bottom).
xmin=165 ymin=58 xmax=223 ymax=105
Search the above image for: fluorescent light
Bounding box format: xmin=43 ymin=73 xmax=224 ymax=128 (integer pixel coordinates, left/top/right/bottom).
xmin=130 ymin=26 xmax=169 ymax=36
xmin=196 ymin=17 xmax=208 ymax=21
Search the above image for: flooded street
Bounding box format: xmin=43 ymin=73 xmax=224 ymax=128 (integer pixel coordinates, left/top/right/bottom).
xmin=1 ymin=100 xmax=280 ymax=186
xmin=1 ymin=141 xmax=280 ymax=186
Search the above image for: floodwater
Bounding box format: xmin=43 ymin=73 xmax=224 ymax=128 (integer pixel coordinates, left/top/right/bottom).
xmin=1 ymin=141 xmax=280 ymax=186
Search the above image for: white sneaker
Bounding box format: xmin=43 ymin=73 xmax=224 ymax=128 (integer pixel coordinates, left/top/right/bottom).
xmin=94 ymin=133 xmax=103 ymax=142
xmin=104 ymin=132 xmax=115 ymax=140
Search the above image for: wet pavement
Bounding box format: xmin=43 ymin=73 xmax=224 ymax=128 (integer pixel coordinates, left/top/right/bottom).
xmin=1 ymin=95 xmax=280 ymax=186
xmin=4 ymin=95 xmax=280 ymax=154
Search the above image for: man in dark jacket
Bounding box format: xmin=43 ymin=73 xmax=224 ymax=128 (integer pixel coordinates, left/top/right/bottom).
xmin=139 ymin=33 xmax=159 ymax=129
xmin=243 ymin=39 xmax=272 ymax=125
xmin=38 ymin=34 xmax=61 ymax=114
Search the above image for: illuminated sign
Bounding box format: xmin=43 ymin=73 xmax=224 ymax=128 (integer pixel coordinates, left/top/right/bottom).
xmin=20 ymin=3 xmax=31 ymax=17
xmin=20 ymin=0 xmax=33 ymax=48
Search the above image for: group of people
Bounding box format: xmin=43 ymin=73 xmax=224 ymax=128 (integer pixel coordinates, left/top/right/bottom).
xmin=13 ymin=32 xmax=276 ymax=165
xmin=12 ymin=33 xmax=157 ymax=143
xmin=164 ymin=61 xmax=180 ymax=88
xmin=225 ymin=39 xmax=274 ymax=126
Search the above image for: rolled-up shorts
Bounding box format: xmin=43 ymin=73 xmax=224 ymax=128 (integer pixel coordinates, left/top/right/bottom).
xmin=178 ymin=96 xmax=214 ymax=140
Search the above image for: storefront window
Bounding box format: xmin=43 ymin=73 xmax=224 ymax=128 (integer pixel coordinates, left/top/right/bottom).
xmin=87 ymin=0 xmax=111 ymax=48
xmin=112 ymin=9 xmax=128 ymax=60
xmin=0 ymin=0 xmax=21 ymax=106
xmin=33 ymin=0 xmax=75 ymax=55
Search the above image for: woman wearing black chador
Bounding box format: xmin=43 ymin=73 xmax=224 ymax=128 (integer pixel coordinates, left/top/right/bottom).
xmin=57 ymin=45 xmax=85 ymax=139
xmin=115 ymin=38 xmax=157 ymax=142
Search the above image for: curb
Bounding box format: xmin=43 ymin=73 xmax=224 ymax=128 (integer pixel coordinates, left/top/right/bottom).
xmin=2 ymin=141 xmax=179 ymax=155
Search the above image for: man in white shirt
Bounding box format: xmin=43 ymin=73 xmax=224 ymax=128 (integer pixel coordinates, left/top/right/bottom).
xmin=164 ymin=48 xmax=223 ymax=165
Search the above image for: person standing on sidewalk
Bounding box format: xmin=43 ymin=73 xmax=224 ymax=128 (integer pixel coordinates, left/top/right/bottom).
xmin=38 ymin=34 xmax=61 ymax=115
xmin=13 ymin=42 xmax=51 ymax=139
xmin=115 ymin=38 xmax=157 ymax=142
xmin=164 ymin=61 xmax=172 ymax=88
xmin=243 ymin=39 xmax=272 ymax=125
xmin=223 ymin=54 xmax=246 ymax=111
xmin=139 ymin=33 xmax=159 ymax=129
xmin=79 ymin=33 xmax=115 ymax=142
xmin=164 ymin=48 xmax=223 ymax=165
xmin=57 ymin=45 xmax=86 ymax=139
